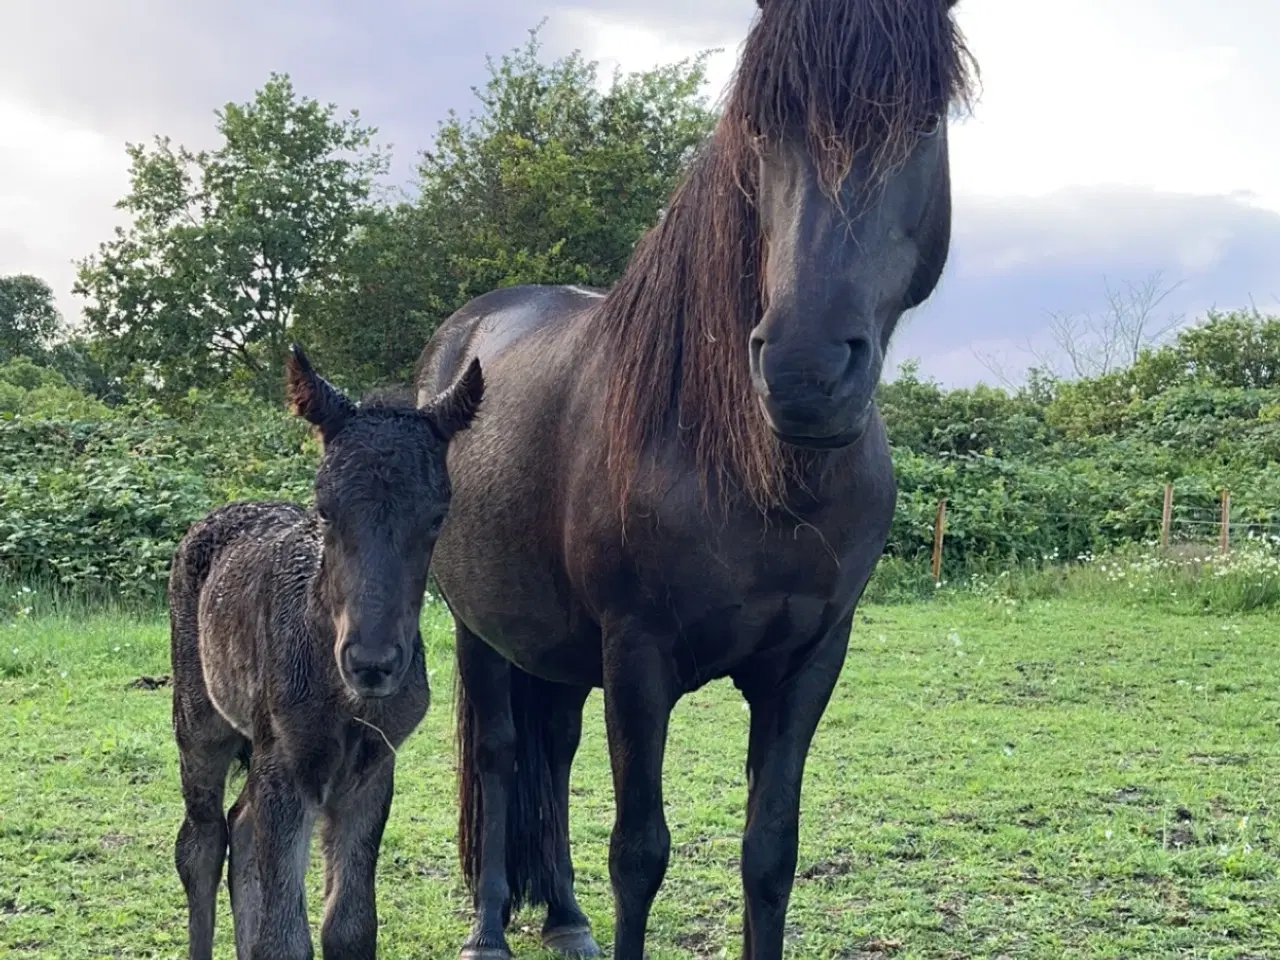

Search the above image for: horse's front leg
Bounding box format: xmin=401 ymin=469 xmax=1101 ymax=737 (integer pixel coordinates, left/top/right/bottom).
xmin=737 ymin=617 xmax=851 ymax=960
xmin=248 ymin=763 xmax=319 ymax=960
xmin=602 ymin=630 xmax=678 ymax=960
xmin=319 ymin=762 xmax=395 ymax=959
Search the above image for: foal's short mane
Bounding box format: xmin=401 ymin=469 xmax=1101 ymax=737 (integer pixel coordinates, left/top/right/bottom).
xmin=358 ymin=386 xmax=419 ymax=411
xmin=596 ymin=0 xmax=975 ymax=513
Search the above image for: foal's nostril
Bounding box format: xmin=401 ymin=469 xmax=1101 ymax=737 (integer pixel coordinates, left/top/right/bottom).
xmin=343 ymin=643 xmax=402 ymax=690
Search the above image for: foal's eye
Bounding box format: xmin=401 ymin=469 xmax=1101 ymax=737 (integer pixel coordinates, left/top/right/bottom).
xmin=427 ymin=512 xmax=448 ymax=536
xmin=919 ymin=113 xmax=943 ymax=138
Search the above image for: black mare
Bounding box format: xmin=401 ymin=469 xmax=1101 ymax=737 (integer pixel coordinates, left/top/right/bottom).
xmin=415 ymin=1 xmax=975 ymax=957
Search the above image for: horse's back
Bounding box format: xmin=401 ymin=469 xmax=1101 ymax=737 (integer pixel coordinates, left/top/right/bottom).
xmin=416 ymin=284 xmax=604 ymax=398
xmin=170 ymin=501 xmax=310 ymax=738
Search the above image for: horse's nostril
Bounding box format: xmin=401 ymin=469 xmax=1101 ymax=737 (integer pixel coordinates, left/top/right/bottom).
xmin=844 ymin=337 xmax=873 ymax=383
xmin=344 ymin=644 xmax=401 ymax=684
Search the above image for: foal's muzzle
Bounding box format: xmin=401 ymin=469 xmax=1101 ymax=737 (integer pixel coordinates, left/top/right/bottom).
xmin=340 ymin=639 xmax=407 ymax=699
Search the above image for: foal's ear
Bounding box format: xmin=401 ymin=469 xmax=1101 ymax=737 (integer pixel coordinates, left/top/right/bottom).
xmin=285 ymin=344 xmax=356 ymax=444
xmin=423 ymin=357 xmax=484 ymax=442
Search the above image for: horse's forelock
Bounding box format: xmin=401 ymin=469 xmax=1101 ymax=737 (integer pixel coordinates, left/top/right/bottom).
xmin=732 ymin=0 xmax=977 ymax=191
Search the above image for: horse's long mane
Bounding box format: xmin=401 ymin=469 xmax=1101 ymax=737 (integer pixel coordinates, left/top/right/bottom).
xmin=596 ymin=0 xmax=976 ymax=513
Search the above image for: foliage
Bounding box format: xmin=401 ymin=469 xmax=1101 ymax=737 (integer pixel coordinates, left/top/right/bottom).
xmin=0 ymin=357 xmax=111 ymax=419
xmin=289 ymin=202 xmax=440 ymax=391
xmin=413 ymin=25 xmax=717 ymax=315
xmin=73 ymin=73 xmax=387 ymax=401
xmin=0 ymin=274 xmax=64 ymax=363
xmin=877 ymin=309 xmax=1280 ymax=577
xmin=0 ymin=393 xmax=316 ymax=599
xmin=4 ymin=32 xmax=1272 ymax=604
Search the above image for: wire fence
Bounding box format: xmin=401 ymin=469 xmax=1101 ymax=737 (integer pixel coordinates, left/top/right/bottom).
xmin=917 ymin=485 xmax=1280 ymax=581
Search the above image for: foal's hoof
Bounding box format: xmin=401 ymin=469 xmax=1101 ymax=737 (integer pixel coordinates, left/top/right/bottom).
xmin=541 ymin=924 xmax=603 ymax=958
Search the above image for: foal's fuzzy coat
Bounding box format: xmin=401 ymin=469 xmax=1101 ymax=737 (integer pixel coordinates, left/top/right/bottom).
xmin=170 ymin=346 xmax=482 ymax=960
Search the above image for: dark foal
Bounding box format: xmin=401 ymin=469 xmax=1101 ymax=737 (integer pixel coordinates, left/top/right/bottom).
xmin=415 ymin=1 xmax=976 ymax=957
xmin=170 ymin=345 xmax=483 ymax=960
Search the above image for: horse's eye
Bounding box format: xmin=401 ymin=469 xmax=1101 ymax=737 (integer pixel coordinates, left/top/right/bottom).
xmin=919 ymin=113 xmax=942 ymax=138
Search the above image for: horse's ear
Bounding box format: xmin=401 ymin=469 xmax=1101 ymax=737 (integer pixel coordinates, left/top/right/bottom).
xmin=423 ymin=357 xmax=484 ymax=442
xmin=286 ymin=344 xmax=355 ymax=445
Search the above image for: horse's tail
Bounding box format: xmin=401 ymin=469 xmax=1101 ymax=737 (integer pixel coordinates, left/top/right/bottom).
xmin=456 ymin=639 xmax=562 ymax=911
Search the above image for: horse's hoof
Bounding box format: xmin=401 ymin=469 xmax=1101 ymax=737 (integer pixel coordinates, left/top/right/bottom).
xmin=459 ymin=949 xmax=513 ymax=960
xmin=542 ymin=924 xmax=603 ymax=958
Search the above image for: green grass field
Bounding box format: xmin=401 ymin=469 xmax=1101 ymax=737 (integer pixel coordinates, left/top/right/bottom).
xmin=1 ymin=597 xmax=1277 ymax=959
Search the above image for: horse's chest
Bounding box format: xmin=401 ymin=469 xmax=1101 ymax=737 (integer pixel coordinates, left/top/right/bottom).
xmin=281 ymin=674 xmax=429 ymax=801
xmin=598 ymin=512 xmax=872 ymax=682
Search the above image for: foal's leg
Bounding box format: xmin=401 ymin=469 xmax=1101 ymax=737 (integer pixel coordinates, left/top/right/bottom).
xmin=175 ymin=729 xmax=242 ymax=960
xmin=539 ymin=681 xmax=601 ymax=958
xmin=247 ymin=762 xmax=319 ymax=960
xmin=601 ymin=631 xmax=677 ymax=960
xmin=457 ymin=626 xmax=517 ymax=959
xmin=737 ymin=619 xmax=852 ymax=960
xmin=319 ymin=760 xmax=394 ymax=959
xmin=227 ymin=779 xmax=261 ymax=960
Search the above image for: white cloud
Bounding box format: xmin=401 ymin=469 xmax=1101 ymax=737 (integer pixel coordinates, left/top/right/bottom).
xmin=0 ymin=98 xmax=128 ymax=325
xmin=547 ymin=7 xmax=743 ymax=106
xmin=946 ymin=0 xmax=1280 ymax=212
xmin=3 ymin=0 xmax=1276 ymax=349
xmin=557 ymin=0 xmax=1280 ymax=213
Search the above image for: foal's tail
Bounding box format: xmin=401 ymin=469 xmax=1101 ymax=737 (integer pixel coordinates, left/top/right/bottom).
xmin=455 ymin=639 xmax=563 ymax=911
xmin=167 ymin=510 xmax=253 ymax=775
xmin=168 ymin=518 xmax=218 ymax=682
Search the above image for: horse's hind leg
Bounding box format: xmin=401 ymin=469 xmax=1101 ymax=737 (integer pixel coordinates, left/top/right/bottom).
xmin=319 ymin=761 xmax=394 ymax=959
xmin=174 ymin=726 xmax=243 ymax=960
xmin=456 ymin=624 xmax=517 ymax=960
xmin=538 ymin=680 xmax=601 ymax=959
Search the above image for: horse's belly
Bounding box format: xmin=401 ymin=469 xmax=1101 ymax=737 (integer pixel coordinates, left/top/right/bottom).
xmin=434 ymin=553 xmax=604 ymax=687
xmin=195 ymin=576 xmax=261 ymax=737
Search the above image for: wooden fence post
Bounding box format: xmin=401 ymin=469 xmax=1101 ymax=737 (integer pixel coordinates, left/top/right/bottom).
xmin=1161 ymin=483 xmax=1173 ymax=549
xmin=1220 ymin=488 xmax=1231 ymax=555
xmin=931 ymin=499 xmax=947 ymax=583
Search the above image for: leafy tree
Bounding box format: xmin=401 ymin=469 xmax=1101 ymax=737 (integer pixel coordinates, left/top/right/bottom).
xmin=292 ymin=26 xmax=719 ymax=391
xmin=1173 ymin=307 xmax=1280 ymax=389
xmin=74 ymin=73 xmax=387 ymax=400
xmin=0 ymin=274 xmax=63 ymax=362
xmin=415 ymin=24 xmax=718 ymax=313
xmin=290 ymin=203 xmax=439 ymax=391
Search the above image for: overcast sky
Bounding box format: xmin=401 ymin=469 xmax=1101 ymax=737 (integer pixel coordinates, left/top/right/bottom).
xmin=1 ymin=0 xmax=1276 ymax=385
